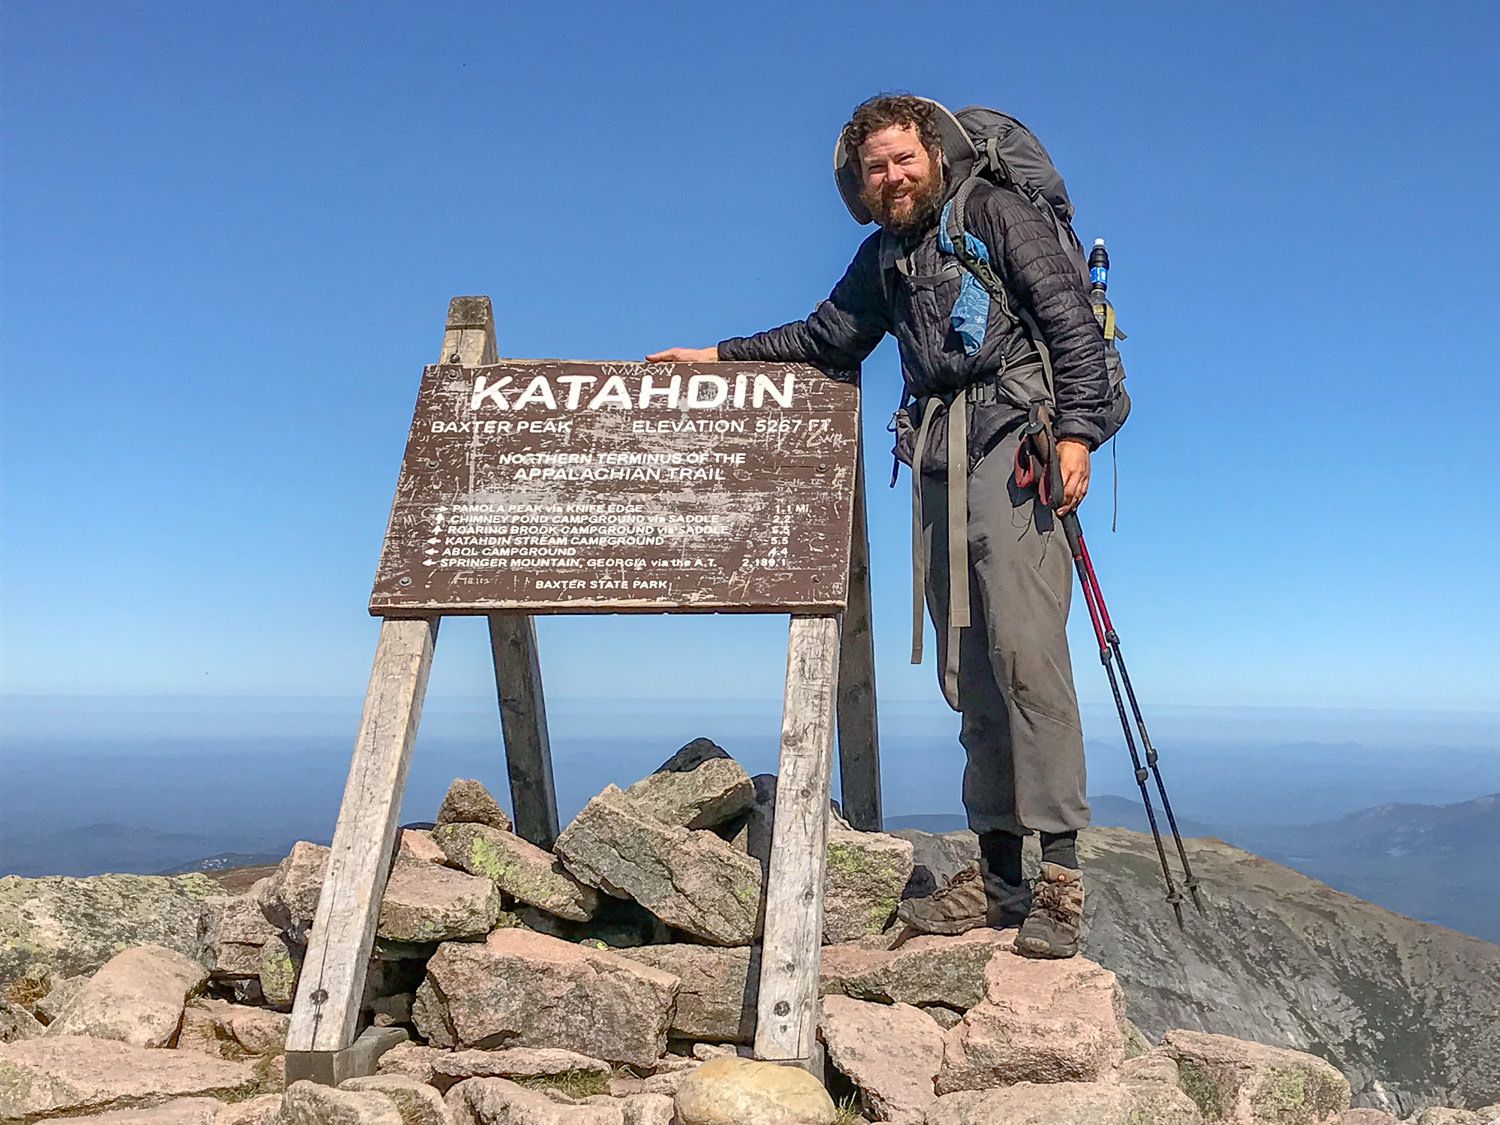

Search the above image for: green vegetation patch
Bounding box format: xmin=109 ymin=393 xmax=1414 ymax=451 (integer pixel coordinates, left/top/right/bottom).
xmin=513 ymin=1069 xmax=611 ymax=1099
xmin=1177 ymin=1058 xmax=1232 ymax=1122
xmin=1250 ymin=1064 xmax=1346 ymax=1124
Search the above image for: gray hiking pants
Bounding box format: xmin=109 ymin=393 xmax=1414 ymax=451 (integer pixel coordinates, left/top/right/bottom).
xmin=919 ymin=424 xmax=1091 ymax=836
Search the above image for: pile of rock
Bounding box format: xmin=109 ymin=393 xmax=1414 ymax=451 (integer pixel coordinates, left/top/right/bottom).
xmin=4 ymin=738 xmax=1498 ymax=1124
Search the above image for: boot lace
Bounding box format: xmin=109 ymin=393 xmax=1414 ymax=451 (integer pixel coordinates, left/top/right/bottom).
xmin=933 ymin=864 xmax=980 ymax=900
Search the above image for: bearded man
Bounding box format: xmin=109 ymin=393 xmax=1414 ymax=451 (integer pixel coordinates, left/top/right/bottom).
xmin=648 ymin=94 xmax=1111 ymax=958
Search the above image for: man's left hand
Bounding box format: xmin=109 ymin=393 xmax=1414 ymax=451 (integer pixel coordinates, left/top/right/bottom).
xmin=1055 ymin=439 xmax=1091 ymax=516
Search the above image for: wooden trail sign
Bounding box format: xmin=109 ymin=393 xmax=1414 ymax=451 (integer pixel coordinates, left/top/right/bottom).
xmin=370 ymin=360 xmax=861 ymax=614
xmin=285 ymin=297 xmax=882 ymax=1084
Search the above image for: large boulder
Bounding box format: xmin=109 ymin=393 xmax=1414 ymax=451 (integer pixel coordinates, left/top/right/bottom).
xmin=1160 ymin=1030 xmax=1351 ymax=1124
xmin=822 ymin=826 xmax=914 ymax=943
xmin=820 ymin=994 xmax=942 ymax=1124
xmin=0 ymin=873 xmax=220 ymax=984
xmin=616 ymin=944 xmax=755 ymax=1043
xmin=445 ymin=1077 xmax=621 ymax=1124
xmin=433 ymin=822 xmax=598 ymax=922
xmin=279 ymin=1080 xmax=403 ymax=1125
xmin=673 ymin=1056 xmax=836 ymax=1125
xmin=555 ymin=785 xmax=762 ymax=946
xmin=47 ymin=944 xmax=208 ymax=1048
xmin=926 ymin=1080 xmax=1204 ymax=1124
xmin=199 ymin=887 xmax=278 ymax=979
xmin=215 ymin=1093 xmax=284 ymax=1124
xmin=820 ymin=929 xmax=1011 ymax=1012
xmin=378 ymin=857 xmax=502 ymax=944
xmin=435 ymin=779 xmax=513 ymax=832
xmin=412 ymin=928 xmax=678 ymax=1067
xmin=622 ymin=739 xmax=755 ymax=830
xmin=0 ymin=1036 xmax=258 ymax=1120
xmin=937 ymin=952 xmax=1126 ymax=1092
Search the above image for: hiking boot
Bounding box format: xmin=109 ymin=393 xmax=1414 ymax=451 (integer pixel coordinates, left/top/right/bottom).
xmin=896 ymin=863 xmax=1032 ymax=936
xmin=1013 ymin=862 xmax=1085 ymax=958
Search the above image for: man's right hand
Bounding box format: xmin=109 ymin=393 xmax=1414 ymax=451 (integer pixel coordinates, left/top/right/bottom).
xmin=645 ymin=346 xmax=720 ymax=363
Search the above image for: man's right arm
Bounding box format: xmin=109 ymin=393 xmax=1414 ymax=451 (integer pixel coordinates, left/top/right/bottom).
xmin=649 ymin=234 xmax=889 ymax=379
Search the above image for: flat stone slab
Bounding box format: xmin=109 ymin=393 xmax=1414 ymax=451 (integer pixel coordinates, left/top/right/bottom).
xmin=937 ymin=952 xmax=1127 ymax=1092
xmin=412 ymin=928 xmax=679 ymax=1067
xmin=65 ymin=1099 xmax=224 ymax=1123
xmin=48 ymin=944 xmax=208 ymax=1048
xmin=433 ymin=1046 xmax=612 ymax=1086
xmin=0 ymin=1036 xmax=258 ymax=1121
xmin=927 ymin=1080 xmax=1204 ymax=1124
xmin=820 ymin=995 xmax=942 ymax=1124
xmin=555 ymin=785 xmax=762 ymax=946
xmin=433 ymin=822 xmax=598 ymax=922
xmin=820 ymin=929 xmax=1012 ymax=1011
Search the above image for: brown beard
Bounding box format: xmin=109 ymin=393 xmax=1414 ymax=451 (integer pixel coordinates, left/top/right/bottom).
xmin=860 ymin=160 xmax=945 ymax=236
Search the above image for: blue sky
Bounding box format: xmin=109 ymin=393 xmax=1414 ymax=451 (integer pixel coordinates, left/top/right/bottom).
xmin=3 ymin=2 xmax=1498 ymax=717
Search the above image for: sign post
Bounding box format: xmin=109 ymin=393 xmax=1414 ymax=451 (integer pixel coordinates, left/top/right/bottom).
xmin=286 ymin=296 xmax=880 ymax=1081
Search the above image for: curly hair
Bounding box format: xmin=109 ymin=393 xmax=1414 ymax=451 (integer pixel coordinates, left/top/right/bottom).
xmin=840 ymin=94 xmax=944 ymax=163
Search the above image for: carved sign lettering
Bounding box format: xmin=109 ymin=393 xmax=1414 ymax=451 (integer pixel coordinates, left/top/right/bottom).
xmin=369 ymin=361 xmax=860 ymax=614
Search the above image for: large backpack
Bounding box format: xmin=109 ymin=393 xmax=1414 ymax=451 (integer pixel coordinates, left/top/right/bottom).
xmin=836 ymin=100 xmax=1130 ymax=443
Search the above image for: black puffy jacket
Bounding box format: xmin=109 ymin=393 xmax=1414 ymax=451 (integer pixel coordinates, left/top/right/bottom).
xmin=718 ymin=180 xmax=1111 ymax=456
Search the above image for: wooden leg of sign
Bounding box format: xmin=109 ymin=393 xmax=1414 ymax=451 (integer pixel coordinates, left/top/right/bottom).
xmin=837 ymin=444 xmax=882 ymax=830
xmin=488 ymin=614 xmax=560 ymax=848
xmin=285 ymin=616 xmax=439 ymax=1082
xmin=754 ymin=614 xmax=841 ymax=1070
xmin=441 ymin=297 xmax=560 ymax=849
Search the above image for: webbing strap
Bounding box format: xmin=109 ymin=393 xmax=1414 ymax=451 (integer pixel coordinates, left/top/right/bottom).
xmin=909 ymin=397 xmax=936 ymax=665
xmin=944 ymin=387 xmax=970 ymax=702
xmin=907 ymin=392 xmax=972 ymax=701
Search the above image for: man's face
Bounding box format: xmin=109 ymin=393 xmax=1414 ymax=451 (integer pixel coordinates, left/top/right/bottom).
xmin=858 ymin=124 xmax=943 ymax=236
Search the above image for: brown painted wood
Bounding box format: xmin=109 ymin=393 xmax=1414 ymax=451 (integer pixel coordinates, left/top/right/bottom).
xmin=286 ymin=616 xmax=439 ymax=1055
xmin=439 ymin=297 xmax=560 ymax=852
xmin=755 ymin=614 xmax=840 ymax=1066
xmin=368 ymin=360 xmax=861 ymax=615
xmin=837 ymin=429 xmax=882 ymax=830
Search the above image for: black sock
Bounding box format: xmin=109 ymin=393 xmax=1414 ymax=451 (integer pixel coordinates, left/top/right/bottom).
xmin=978 ymin=830 xmax=1025 ymax=886
xmin=1040 ymin=830 xmax=1079 ymax=870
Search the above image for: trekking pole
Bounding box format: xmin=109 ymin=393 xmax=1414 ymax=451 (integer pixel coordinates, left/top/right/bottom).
xmin=1061 ymin=513 xmax=1204 ymax=923
xmin=1082 ymin=239 xmax=1204 ymax=918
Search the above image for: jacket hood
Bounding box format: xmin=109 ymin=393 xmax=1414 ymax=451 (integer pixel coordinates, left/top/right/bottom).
xmin=833 ymin=97 xmax=976 ymax=225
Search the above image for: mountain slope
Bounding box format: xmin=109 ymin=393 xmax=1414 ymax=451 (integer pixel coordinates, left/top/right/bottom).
xmin=895 ymin=825 xmax=1500 ymax=1117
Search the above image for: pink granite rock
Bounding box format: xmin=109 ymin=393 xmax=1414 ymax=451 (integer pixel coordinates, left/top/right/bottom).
xmin=927 ymin=1080 xmax=1202 ymax=1124
xmin=412 ymin=928 xmax=678 ymax=1067
xmin=819 ymin=929 xmax=1012 ymax=1011
xmin=819 ymin=994 xmax=942 ymax=1124
xmin=445 ymin=1078 xmax=623 ymax=1124
xmin=936 ymin=952 xmax=1126 ymax=1092
xmin=1160 ymin=1030 xmax=1351 ymax=1124
xmin=0 ymin=1036 xmax=257 ymax=1119
xmin=47 ymin=944 xmax=208 ymax=1047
